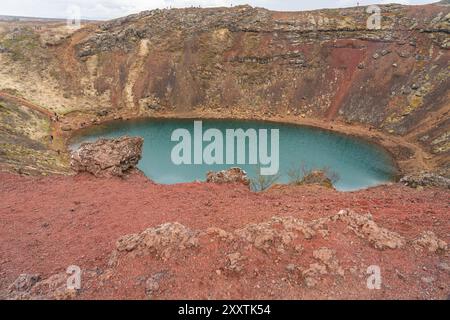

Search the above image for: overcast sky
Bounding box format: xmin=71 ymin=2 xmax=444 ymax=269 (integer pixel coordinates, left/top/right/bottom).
xmin=0 ymin=0 xmax=436 ymax=20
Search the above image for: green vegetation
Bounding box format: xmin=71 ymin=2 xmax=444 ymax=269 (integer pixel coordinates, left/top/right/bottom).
xmin=0 ymin=27 xmax=40 ymax=61
xmin=250 ymin=165 xmax=280 ymax=191
xmin=0 ymin=142 xmax=68 ymax=174
xmin=0 ymin=98 xmax=69 ymax=175
xmin=0 ymin=99 xmax=51 ymax=143
xmin=287 ymin=163 xmax=339 ymax=188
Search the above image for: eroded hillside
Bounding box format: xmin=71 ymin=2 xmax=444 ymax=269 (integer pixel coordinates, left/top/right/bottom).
xmin=0 ymin=3 xmax=449 ymax=174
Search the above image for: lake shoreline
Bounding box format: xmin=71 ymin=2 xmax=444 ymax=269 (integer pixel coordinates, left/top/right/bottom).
xmin=69 ymin=117 xmax=398 ymax=191
xmin=61 ymin=108 xmax=431 ymax=179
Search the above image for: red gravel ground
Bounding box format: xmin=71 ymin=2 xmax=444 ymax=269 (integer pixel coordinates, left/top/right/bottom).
xmin=0 ymin=171 xmax=449 ymax=299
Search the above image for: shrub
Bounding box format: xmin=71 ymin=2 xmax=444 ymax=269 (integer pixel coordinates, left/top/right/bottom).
xmin=287 ymin=163 xmax=340 ymax=188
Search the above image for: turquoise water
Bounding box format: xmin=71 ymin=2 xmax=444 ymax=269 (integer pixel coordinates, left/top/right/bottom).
xmin=70 ymin=119 xmax=397 ymax=191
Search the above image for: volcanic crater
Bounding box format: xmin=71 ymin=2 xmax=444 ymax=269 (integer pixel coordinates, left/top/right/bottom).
xmin=0 ymin=3 xmax=449 ymax=300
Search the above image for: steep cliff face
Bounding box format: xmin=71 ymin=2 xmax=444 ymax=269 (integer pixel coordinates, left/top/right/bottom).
xmin=72 ymin=4 xmax=449 ymax=166
xmin=0 ymin=3 xmax=449 ymax=174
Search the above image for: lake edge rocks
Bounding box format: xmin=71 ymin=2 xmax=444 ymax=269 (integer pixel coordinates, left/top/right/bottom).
xmin=70 ymin=136 xmax=144 ymax=178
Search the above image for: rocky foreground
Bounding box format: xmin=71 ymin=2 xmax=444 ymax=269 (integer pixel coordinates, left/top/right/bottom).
xmin=0 ymin=170 xmax=448 ymax=300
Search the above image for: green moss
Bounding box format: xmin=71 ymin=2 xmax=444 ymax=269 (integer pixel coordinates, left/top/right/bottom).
xmin=0 ymin=28 xmax=41 ymax=61
xmin=0 ymin=100 xmax=51 ymax=143
xmin=0 ymin=95 xmax=70 ymax=175
xmin=0 ymin=142 xmax=69 ymax=173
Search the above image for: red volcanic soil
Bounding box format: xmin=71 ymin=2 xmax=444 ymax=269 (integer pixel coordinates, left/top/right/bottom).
xmin=0 ymin=171 xmax=449 ymax=300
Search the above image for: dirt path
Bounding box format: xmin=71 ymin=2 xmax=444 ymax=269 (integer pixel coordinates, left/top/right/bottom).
xmin=0 ymin=91 xmax=54 ymax=118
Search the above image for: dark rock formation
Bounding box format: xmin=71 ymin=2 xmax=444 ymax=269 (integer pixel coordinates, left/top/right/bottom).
xmin=71 ymin=136 xmax=143 ymax=177
xmin=206 ymin=167 xmax=250 ymax=186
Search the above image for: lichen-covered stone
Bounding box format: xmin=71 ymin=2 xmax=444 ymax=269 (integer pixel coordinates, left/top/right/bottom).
xmin=400 ymin=172 xmax=450 ymax=189
xmin=206 ymin=167 xmax=250 ymax=186
xmin=70 ymin=136 xmax=143 ymax=177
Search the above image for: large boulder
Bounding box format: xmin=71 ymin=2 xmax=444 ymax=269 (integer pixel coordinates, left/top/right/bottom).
xmin=206 ymin=167 xmax=250 ymax=186
xmin=71 ymin=136 xmax=144 ymax=177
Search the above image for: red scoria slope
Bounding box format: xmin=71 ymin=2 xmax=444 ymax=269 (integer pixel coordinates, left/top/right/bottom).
xmin=0 ymin=171 xmax=448 ymax=300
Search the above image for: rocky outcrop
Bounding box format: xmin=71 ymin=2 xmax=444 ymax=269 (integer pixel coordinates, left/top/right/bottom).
xmin=115 ymin=222 xmax=199 ymax=260
xmin=400 ymin=171 xmax=450 ymax=189
xmin=413 ymin=231 xmax=448 ymax=253
xmin=234 ymin=216 xmax=315 ymax=252
xmin=206 ymin=167 xmax=250 ymax=186
xmin=76 ymin=5 xmax=450 ymax=58
xmin=3 ymin=272 xmax=78 ymax=300
xmin=145 ymin=271 xmax=168 ymax=298
xmin=87 ymin=208 xmax=448 ymax=298
xmin=332 ymin=209 xmax=406 ymax=250
xmin=302 ymin=247 xmax=345 ymax=288
xmin=70 ymin=136 xmax=143 ymax=177
xmin=8 ymin=274 xmax=41 ymax=294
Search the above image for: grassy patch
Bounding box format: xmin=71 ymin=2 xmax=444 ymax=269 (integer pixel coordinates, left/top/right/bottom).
xmin=0 ymin=27 xmax=41 ymax=61
xmin=0 ymin=142 xmax=69 ymax=173
xmin=0 ymin=99 xmax=51 ymax=144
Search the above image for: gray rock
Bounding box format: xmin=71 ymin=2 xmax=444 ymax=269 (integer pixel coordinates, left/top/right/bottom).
xmin=400 ymin=172 xmax=450 ymax=189
xmin=9 ymin=274 xmax=41 ymax=292
xmin=421 ymin=276 xmax=435 ymax=284
xmin=145 ymin=278 xmax=160 ymax=296
xmin=96 ymin=110 xmax=109 ymax=117
xmin=437 ymin=262 xmax=450 ymax=273
xmin=145 ymin=271 xmax=168 ymax=298
xmin=206 ymin=167 xmax=250 ymax=186
xmin=286 ymin=264 xmax=296 ymax=272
